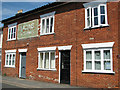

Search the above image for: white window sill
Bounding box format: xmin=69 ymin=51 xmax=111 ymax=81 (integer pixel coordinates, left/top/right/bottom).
xmin=4 ymin=65 xmax=15 ymax=68
xmin=37 ymin=68 xmax=56 ymax=71
xmin=84 ymin=24 xmax=109 ymax=30
xmin=40 ymin=33 xmax=55 ymax=36
xmin=82 ymin=70 xmax=115 ymax=74
xmin=7 ymin=39 xmax=16 ymax=41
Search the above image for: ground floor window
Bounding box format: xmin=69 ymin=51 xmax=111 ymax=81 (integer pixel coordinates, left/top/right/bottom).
xmin=5 ymin=53 xmax=16 ymax=67
xmin=84 ymin=48 xmax=112 ymax=71
xmin=82 ymin=42 xmax=114 ymax=73
xmin=38 ymin=51 xmax=56 ymax=70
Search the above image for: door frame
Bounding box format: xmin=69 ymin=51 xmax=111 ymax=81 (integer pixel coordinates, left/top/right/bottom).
xmin=58 ymin=45 xmax=72 ymax=84
xmin=19 ymin=49 xmax=27 ymax=78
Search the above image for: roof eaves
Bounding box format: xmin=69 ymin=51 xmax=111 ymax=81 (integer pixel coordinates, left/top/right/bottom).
xmin=2 ymin=2 xmax=65 ymax=23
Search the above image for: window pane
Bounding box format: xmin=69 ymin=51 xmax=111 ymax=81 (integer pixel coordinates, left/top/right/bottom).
xmin=95 ymin=51 xmax=101 ymax=60
xmin=8 ymin=29 xmax=11 ymax=39
xmin=6 ymin=54 xmax=9 ymax=65
xmin=12 ymin=54 xmax=15 ymax=65
xmin=104 ymin=61 xmax=111 ymax=70
xmin=42 ymin=19 xmax=45 ymax=34
xmin=44 ymin=52 xmax=49 ymax=69
xmin=11 ymin=28 xmax=14 ymax=39
xmin=104 ymin=50 xmax=110 ymax=59
xmin=100 ymin=6 xmax=105 ymax=14
xmin=87 ymin=9 xmax=90 ymax=17
xmin=86 ymin=61 xmax=92 ymax=69
xmin=13 ymin=27 xmax=16 ymax=38
xmin=86 ymin=51 xmax=92 ymax=60
xmin=87 ymin=18 xmax=90 ymax=27
xmin=46 ymin=18 xmax=49 ymax=33
xmin=50 ymin=52 xmax=55 ymax=69
xmin=40 ymin=53 xmax=43 ymax=68
xmin=95 ymin=61 xmax=101 ymax=70
xmin=94 ymin=17 xmax=98 ymax=25
xmin=50 ymin=17 xmax=53 ymax=33
xmin=94 ymin=8 xmax=98 ymax=16
xmin=9 ymin=54 xmax=12 ymax=65
xmin=101 ymin=15 xmax=105 ymax=24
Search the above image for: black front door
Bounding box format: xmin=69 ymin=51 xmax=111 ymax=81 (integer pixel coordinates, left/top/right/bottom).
xmin=20 ymin=52 xmax=26 ymax=79
xmin=60 ymin=50 xmax=70 ymax=84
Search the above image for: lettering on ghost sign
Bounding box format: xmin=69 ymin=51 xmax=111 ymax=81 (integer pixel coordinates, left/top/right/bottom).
xmin=17 ymin=19 xmax=38 ymax=40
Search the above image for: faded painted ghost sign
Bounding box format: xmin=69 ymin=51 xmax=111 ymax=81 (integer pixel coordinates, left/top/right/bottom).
xmin=17 ymin=19 xmax=38 ymax=40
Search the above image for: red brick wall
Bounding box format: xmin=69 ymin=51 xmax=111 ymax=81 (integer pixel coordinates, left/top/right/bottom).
xmin=118 ymin=1 xmax=120 ymax=88
xmin=75 ymin=2 xmax=119 ymax=88
xmin=2 ymin=2 xmax=120 ymax=88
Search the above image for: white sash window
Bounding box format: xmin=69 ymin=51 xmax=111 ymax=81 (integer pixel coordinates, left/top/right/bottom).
xmin=85 ymin=4 xmax=108 ymax=29
xmin=82 ymin=42 xmax=115 ymax=74
xmin=5 ymin=50 xmax=16 ymax=68
xmin=37 ymin=46 xmax=56 ymax=70
xmin=40 ymin=12 xmax=55 ymax=35
xmin=8 ymin=23 xmax=17 ymax=41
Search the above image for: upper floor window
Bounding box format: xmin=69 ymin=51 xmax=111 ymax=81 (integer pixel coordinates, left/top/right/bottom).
xmin=85 ymin=4 xmax=108 ymax=29
xmin=8 ymin=23 xmax=17 ymax=40
xmin=40 ymin=12 xmax=55 ymax=35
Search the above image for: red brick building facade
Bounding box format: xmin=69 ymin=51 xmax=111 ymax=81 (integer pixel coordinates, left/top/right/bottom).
xmin=1 ymin=1 xmax=120 ymax=88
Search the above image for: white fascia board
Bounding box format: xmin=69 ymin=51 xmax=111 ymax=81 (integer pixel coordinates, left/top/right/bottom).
xmin=83 ymin=0 xmax=107 ymax=8
xmin=40 ymin=11 xmax=56 ymax=18
xmin=8 ymin=22 xmax=17 ymax=27
xmin=37 ymin=46 xmax=56 ymax=51
xmin=58 ymin=45 xmax=72 ymax=50
xmin=81 ymin=42 xmax=114 ymax=49
xmin=5 ymin=49 xmax=16 ymax=53
xmin=18 ymin=49 xmax=27 ymax=52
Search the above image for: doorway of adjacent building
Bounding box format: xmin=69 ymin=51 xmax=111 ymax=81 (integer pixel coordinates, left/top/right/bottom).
xmin=60 ymin=50 xmax=70 ymax=84
xmin=19 ymin=52 xmax=26 ymax=79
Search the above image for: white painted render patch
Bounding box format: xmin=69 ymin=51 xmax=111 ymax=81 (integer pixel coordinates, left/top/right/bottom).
xmin=38 ymin=75 xmax=59 ymax=82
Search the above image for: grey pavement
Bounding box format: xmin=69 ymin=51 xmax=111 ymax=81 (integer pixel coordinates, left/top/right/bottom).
xmin=2 ymin=76 xmax=81 ymax=88
xmin=2 ymin=83 xmax=22 ymax=88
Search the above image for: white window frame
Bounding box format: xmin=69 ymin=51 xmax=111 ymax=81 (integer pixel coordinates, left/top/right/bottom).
xmin=8 ymin=25 xmax=16 ymax=41
xmin=92 ymin=6 xmax=99 ymax=27
xmin=82 ymin=42 xmax=115 ymax=74
xmin=37 ymin=47 xmax=56 ymax=71
xmin=99 ymin=4 xmax=108 ymax=26
xmin=40 ymin=15 xmax=55 ymax=35
xmin=83 ymin=48 xmax=113 ymax=72
xmin=5 ymin=50 xmax=16 ymax=68
xmin=85 ymin=4 xmax=109 ymax=29
xmin=85 ymin=7 xmax=92 ymax=28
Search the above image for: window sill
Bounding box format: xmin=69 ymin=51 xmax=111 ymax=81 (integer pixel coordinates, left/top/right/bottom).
xmin=82 ymin=70 xmax=115 ymax=74
xmin=40 ymin=33 xmax=55 ymax=36
xmin=37 ymin=68 xmax=56 ymax=71
xmin=4 ymin=65 xmax=15 ymax=68
xmin=7 ymin=39 xmax=16 ymax=41
xmin=84 ymin=24 xmax=109 ymax=30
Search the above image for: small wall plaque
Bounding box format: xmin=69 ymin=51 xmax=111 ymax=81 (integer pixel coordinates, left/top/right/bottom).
xmin=55 ymin=55 xmax=58 ymax=59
